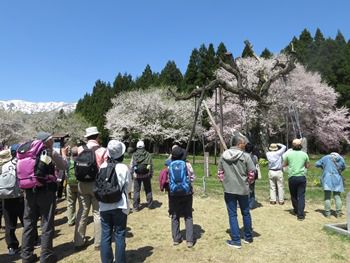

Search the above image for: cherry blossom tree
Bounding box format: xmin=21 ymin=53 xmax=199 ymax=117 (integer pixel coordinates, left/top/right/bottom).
xmin=206 ymin=61 xmax=350 ymax=152
xmin=105 ymin=88 xmax=203 ymax=149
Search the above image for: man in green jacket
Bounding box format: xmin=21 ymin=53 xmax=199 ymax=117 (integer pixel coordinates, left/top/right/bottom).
xmin=218 ymin=131 xmax=256 ymax=249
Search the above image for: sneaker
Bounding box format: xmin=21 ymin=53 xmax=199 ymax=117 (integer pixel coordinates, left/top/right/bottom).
xmin=297 ymin=216 xmax=305 ymax=221
xmin=94 ymin=246 xmax=100 ymax=251
xmin=68 ymin=222 xmax=75 ymax=227
xmin=270 ymin=201 xmax=276 ymax=205
xmin=173 ymin=239 xmax=183 ymax=246
xmin=243 ymin=239 xmax=253 ymax=244
xmin=279 ymin=201 xmax=285 ymax=205
xmin=226 ymin=240 xmax=241 ymax=249
xmin=8 ymin=248 xmax=19 ymax=255
xmin=187 ymin=242 xmax=194 ymax=248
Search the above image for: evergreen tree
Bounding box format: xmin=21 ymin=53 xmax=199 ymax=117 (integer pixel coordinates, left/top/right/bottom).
xmin=260 ymin=48 xmax=273 ymax=59
xmin=314 ymin=28 xmax=325 ymax=47
xmin=113 ymin=73 xmax=135 ymax=93
xmin=183 ymin=48 xmax=200 ymax=92
xmin=135 ymin=64 xmax=158 ymax=89
xmin=241 ymin=42 xmax=254 ymax=58
xmin=216 ymin=42 xmax=228 ymax=64
xmin=159 ymin=60 xmax=183 ymax=87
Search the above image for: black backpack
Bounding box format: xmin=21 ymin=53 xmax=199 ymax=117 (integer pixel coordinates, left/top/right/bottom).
xmin=74 ymin=145 xmax=99 ymax=182
xmin=93 ymin=160 xmax=123 ymax=203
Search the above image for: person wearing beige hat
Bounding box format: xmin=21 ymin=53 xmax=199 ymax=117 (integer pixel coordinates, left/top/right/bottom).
xmin=266 ymin=143 xmax=286 ymax=205
xmin=74 ymin=126 xmax=107 ymax=250
xmin=283 ymin=138 xmax=309 ymax=221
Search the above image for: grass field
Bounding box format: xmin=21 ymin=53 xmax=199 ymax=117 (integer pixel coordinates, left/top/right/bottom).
xmin=139 ymin=153 xmax=350 ymax=203
xmin=0 ymin=153 xmax=349 ymax=262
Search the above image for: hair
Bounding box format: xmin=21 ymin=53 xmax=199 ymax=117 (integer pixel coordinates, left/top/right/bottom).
xmin=109 ymin=155 xmax=124 ymax=162
xmin=245 ymin=142 xmax=254 ymax=153
xmin=87 ymin=134 xmax=99 ymax=141
xmin=230 ymin=131 xmax=248 ymax=147
xmin=292 ymin=144 xmax=302 ymax=151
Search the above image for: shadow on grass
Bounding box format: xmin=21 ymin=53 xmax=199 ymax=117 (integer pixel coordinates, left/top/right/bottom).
xmin=55 ymin=216 xmax=68 ymax=227
xmin=226 ymin=228 xmax=261 ymax=238
xmin=180 ymin=224 xmax=205 ymax=243
xmin=55 ymin=238 xmax=94 ymax=261
xmin=0 ymin=251 xmax=21 ymax=263
xmin=126 ymin=245 xmax=153 ymax=262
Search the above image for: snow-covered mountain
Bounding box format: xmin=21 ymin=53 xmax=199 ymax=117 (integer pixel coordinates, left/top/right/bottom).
xmin=0 ymin=100 xmax=76 ymax=114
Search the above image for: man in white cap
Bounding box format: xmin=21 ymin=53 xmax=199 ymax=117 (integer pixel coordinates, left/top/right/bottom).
xmin=283 ymin=138 xmax=309 ymax=221
xmin=266 ymin=143 xmax=286 ymax=205
xmin=130 ymin=140 xmax=153 ymax=211
xmin=74 ymin=126 xmax=107 ymax=250
xmin=99 ymin=140 xmax=130 ymax=263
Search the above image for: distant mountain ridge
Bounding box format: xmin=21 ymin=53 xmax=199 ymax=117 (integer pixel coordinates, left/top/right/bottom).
xmin=0 ymin=100 xmax=76 ymax=114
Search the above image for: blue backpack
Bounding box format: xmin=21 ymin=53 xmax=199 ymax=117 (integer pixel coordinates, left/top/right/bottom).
xmin=168 ymin=160 xmax=191 ymax=195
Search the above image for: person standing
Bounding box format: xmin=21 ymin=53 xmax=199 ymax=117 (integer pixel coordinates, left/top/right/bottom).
xmin=74 ymin=127 xmax=107 ymax=250
xmin=21 ymin=132 xmax=68 ymax=263
xmin=0 ymin=145 xmax=23 ymax=255
xmin=315 ymin=152 xmax=346 ymax=218
xmin=283 ymin=138 xmax=309 ymax=221
xmin=218 ymin=131 xmax=256 ymax=249
xmin=168 ymin=147 xmax=195 ymax=248
xmin=66 ymin=146 xmax=79 ymax=226
xmin=98 ymin=140 xmax=130 ymax=263
xmin=130 ymin=141 xmax=153 ymax=211
xmin=266 ymin=143 xmax=287 ymax=205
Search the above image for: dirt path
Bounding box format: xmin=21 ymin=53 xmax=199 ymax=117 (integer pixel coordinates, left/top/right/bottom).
xmin=0 ymin=191 xmax=349 ymax=263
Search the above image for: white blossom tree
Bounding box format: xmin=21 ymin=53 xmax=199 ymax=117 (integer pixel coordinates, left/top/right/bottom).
xmin=105 ymin=88 xmax=203 ymax=149
xmin=206 ymin=61 xmax=350 ymax=152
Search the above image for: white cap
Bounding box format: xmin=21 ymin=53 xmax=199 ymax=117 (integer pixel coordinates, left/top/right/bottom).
xmin=136 ymin=140 xmax=145 ymax=149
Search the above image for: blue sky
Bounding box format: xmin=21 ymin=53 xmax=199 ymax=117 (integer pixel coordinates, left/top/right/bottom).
xmin=0 ymin=0 xmax=349 ymax=102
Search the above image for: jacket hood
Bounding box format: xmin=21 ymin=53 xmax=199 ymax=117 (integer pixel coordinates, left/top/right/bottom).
xmin=222 ymin=147 xmax=244 ymax=162
xmin=330 ymin=152 xmax=341 ymax=161
xmin=133 ymin=148 xmax=151 ymax=163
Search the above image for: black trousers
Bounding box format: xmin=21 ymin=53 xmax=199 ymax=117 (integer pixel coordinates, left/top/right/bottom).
xmin=3 ymin=197 xmax=24 ymax=249
xmin=21 ymin=187 xmax=57 ymax=263
xmin=133 ymin=177 xmax=153 ymax=208
xmin=288 ymin=176 xmax=307 ymax=218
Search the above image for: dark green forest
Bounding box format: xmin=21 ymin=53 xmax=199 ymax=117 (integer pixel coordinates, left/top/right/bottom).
xmin=76 ymin=28 xmax=350 ymax=144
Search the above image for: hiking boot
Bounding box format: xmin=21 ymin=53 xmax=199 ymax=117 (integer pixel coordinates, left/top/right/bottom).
xmin=226 ymin=240 xmax=241 ymax=249
xmin=148 ymin=201 xmax=154 ymax=209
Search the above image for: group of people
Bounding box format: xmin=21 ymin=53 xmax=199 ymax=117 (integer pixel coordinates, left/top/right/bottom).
xmin=0 ymin=127 xmax=347 ymax=262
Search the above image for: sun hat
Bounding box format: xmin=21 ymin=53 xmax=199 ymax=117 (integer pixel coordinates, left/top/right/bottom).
xmin=269 ymin=143 xmax=278 ymax=151
xmin=84 ymin=127 xmax=100 ymax=138
xmin=107 ymin=140 xmax=126 ymax=160
xmin=0 ymin=149 xmax=12 ymax=165
xmin=136 ymin=140 xmax=145 ymax=149
xmin=292 ymin=138 xmax=302 ymax=147
xmin=36 ymin=131 xmax=53 ymax=142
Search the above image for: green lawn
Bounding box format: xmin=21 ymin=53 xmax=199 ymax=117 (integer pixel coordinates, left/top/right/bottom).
xmin=126 ymin=153 xmax=350 ymax=204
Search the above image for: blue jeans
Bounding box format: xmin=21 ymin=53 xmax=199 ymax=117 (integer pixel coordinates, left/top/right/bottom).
xmin=224 ymin=193 xmax=252 ymax=245
xmin=100 ymin=209 xmax=127 ymax=263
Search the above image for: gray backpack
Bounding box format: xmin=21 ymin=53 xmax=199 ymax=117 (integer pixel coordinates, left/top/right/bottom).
xmin=0 ymin=159 xmax=22 ymax=199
